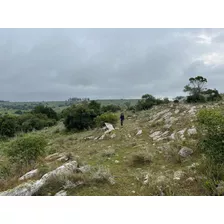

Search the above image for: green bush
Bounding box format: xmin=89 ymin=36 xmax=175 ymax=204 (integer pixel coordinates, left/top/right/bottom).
xmin=63 ymin=105 xmax=97 ymax=131
xmin=88 ymin=100 xmax=101 ymax=116
xmin=101 ymin=104 xmax=121 ymax=113
xmin=94 ymin=113 xmax=118 ymax=127
xmin=197 ymin=108 xmax=224 ymax=163
xmin=7 ymin=135 xmax=47 ymax=166
xmin=32 ymin=105 xmax=58 ymax=120
xmin=0 ymin=115 xmax=18 ymax=137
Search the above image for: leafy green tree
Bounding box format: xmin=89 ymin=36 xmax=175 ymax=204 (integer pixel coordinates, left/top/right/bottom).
xmin=88 ymin=100 xmax=101 ymax=116
xmin=0 ymin=115 xmax=18 ymax=137
xmin=184 ymin=76 xmax=207 ymax=96
xmin=32 ymin=105 xmax=58 ymax=120
xmin=63 ymin=104 xmax=97 ymax=131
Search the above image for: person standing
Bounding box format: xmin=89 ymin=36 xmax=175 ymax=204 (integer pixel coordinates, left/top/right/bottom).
xmin=120 ymin=112 xmax=124 ymax=126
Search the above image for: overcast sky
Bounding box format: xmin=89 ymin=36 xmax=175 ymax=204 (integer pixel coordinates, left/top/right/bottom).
xmin=0 ymin=28 xmax=224 ymax=101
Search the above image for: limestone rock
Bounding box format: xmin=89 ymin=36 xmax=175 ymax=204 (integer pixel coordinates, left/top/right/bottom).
xmin=45 ymin=153 xmax=63 ymax=162
xmin=0 ymin=161 xmax=78 ymax=196
xmin=111 ymin=133 xmax=116 ymax=139
xmin=136 ymin=130 xmax=142 ymax=135
xmin=19 ymin=169 xmax=39 ymax=181
xmin=178 ymin=147 xmax=193 ymax=158
xmin=187 ymin=128 xmax=197 ymax=136
xmin=104 ymin=123 xmax=114 ymax=134
xmin=55 ymin=190 xmax=67 ymax=196
xmin=173 ymin=170 xmax=185 ymax=180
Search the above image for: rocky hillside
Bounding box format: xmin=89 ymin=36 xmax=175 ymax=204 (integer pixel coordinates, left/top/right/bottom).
xmin=1 ymin=102 xmax=224 ymax=196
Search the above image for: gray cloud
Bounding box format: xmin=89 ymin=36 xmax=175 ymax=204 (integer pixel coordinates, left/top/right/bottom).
xmin=0 ymin=28 xmax=224 ymax=101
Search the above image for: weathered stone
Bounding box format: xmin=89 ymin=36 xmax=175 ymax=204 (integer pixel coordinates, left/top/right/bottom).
xmin=174 ymin=109 xmax=180 ymax=114
xmin=187 ymin=128 xmax=197 ymax=136
xmin=104 ymin=123 xmax=114 ymax=134
xmin=19 ymin=169 xmax=39 ymax=181
xmin=169 ymin=133 xmax=176 ymax=140
xmin=186 ymin=177 xmax=195 ymax=183
xmin=55 ymin=190 xmax=67 ymax=196
xmin=150 ymin=131 xmax=162 ymax=139
xmin=136 ymin=130 xmax=142 ymax=135
xmin=57 ymin=155 xmax=69 ymax=162
xmin=178 ymin=147 xmax=193 ymax=157
xmin=0 ymin=161 xmax=78 ymax=196
xmin=111 ymin=133 xmax=116 ymax=139
xmin=45 ymin=153 xmax=63 ymax=162
xmin=99 ymin=134 xmax=105 ymax=140
xmin=173 ymin=170 xmax=185 ymax=180
xmin=77 ymin=165 xmax=91 ymax=173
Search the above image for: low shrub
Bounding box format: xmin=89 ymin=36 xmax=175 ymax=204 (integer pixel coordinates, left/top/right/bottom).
xmin=6 ymin=135 xmax=47 ymax=166
xmin=94 ymin=113 xmax=118 ymax=127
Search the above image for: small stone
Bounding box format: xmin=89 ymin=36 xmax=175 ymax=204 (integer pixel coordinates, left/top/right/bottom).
xmin=132 ymin=190 xmax=136 ymax=194
xmin=178 ymin=147 xmax=193 ymax=158
xmin=115 ymin=160 xmax=120 ymax=164
xmin=136 ymin=130 xmax=142 ymax=135
xmin=111 ymin=133 xmax=116 ymax=139
xmin=19 ymin=169 xmax=39 ymax=181
xmin=55 ymin=190 xmax=67 ymax=196
xmin=173 ymin=171 xmax=185 ymax=180
xmin=187 ymin=128 xmax=197 ymax=136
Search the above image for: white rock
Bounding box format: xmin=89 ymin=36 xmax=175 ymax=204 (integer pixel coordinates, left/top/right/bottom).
xmin=111 ymin=133 xmax=116 ymax=139
xmin=150 ymin=131 xmax=162 ymax=139
xmin=178 ymin=147 xmax=193 ymax=157
xmin=136 ymin=130 xmax=142 ymax=135
xmin=174 ymin=109 xmax=180 ymax=114
xmin=45 ymin=153 xmax=62 ymax=161
xmin=99 ymin=134 xmax=105 ymax=140
xmin=77 ymin=165 xmax=91 ymax=173
xmin=132 ymin=190 xmax=136 ymax=194
xmin=0 ymin=161 xmax=78 ymax=196
xmin=57 ymin=155 xmax=69 ymax=162
xmin=178 ymin=128 xmax=186 ymax=136
xmin=104 ymin=123 xmax=114 ymax=133
xmin=173 ymin=170 xmax=185 ymax=180
xmin=187 ymin=128 xmax=197 ymax=136
xmin=143 ymin=174 xmax=149 ymax=185
xmin=169 ymin=133 xmax=176 ymax=140
xmin=19 ymin=169 xmax=39 ymax=181
xmin=55 ymin=190 xmax=67 ymax=196
xmin=115 ymin=160 xmax=120 ymax=164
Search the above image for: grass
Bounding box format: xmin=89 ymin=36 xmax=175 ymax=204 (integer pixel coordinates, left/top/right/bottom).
xmin=1 ymin=101 xmax=223 ymax=195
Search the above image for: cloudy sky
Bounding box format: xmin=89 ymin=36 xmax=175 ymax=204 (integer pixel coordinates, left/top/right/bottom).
xmin=0 ymin=28 xmax=224 ymax=101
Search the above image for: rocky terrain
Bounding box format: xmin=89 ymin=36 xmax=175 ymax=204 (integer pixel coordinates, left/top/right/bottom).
xmin=1 ymin=102 xmax=224 ymax=196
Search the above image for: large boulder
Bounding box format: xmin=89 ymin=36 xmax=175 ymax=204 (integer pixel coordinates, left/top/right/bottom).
xmin=0 ymin=161 xmax=78 ymax=196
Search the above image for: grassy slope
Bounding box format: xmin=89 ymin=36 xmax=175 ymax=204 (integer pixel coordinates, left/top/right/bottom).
xmin=1 ymin=101 xmax=224 ymax=195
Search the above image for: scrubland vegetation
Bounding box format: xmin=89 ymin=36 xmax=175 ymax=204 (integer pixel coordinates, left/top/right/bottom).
xmin=0 ymin=76 xmax=224 ymax=196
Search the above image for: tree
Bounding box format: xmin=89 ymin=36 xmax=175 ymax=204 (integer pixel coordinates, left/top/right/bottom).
xmin=88 ymin=100 xmax=101 ymax=116
xmin=32 ymin=105 xmax=58 ymax=120
xmin=63 ymin=105 xmax=97 ymax=131
xmin=184 ymin=76 xmax=208 ymax=103
xmin=184 ymin=76 xmax=207 ymax=96
xmin=0 ymin=115 xmax=18 ymax=137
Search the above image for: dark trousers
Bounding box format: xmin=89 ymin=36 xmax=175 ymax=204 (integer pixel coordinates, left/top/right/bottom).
xmin=121 ymin=120 xmax=124 ymax=126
